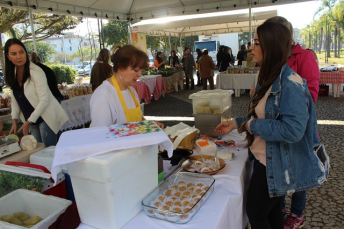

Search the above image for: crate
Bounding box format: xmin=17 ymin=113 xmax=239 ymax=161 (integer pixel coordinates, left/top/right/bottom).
xmin=0 ymin=189 xmax=71 ymax=229
xmin=319 ymin=84 xmax=329 ymax=96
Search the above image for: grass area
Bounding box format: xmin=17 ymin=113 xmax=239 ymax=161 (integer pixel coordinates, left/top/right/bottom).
xmin=317 ymin=50 xmax=344 ymax=67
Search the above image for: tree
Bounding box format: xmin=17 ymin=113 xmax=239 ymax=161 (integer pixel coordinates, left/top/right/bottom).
xmin=53 ymin=52 xmax=74 ymax=64
xmin=102 ymin=20 xmax=129 ymax=46
xmin=72 ymin=46 xmax=100 ymax=62
xmin=25 ymin=42 xmax=56 ymax=63
xmin=0 ymin=7 xmax=82 ymax=71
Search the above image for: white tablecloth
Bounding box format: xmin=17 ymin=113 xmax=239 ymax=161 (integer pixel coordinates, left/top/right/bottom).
xmin=60 ymin=94 xmax=92 ymax=131
xmin=216 ymin=73 xmax=258 ymax=97
xmin=51 ymin=124 xmax=173 ymax=183
xmin=78 ymin=130 xmax=252 ymax=229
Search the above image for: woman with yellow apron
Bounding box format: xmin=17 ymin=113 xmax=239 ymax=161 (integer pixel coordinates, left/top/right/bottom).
xmin=90 ymin=45 xmax=164 ymax=129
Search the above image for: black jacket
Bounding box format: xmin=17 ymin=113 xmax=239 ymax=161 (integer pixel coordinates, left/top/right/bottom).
xmin=35 ymin=63 xmax=64 ymax=102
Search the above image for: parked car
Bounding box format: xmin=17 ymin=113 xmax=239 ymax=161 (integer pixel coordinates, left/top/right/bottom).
xmin=78 ymin=64 xmax=93 ymax=76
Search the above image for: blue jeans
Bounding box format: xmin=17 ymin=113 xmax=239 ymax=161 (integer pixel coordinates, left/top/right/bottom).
xmin=30 ymin=121 xmax=57 ymax=147
xmin=280 ymin=191 xmax=307 ymax=217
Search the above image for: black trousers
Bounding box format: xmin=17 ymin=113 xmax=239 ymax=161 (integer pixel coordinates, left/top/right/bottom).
xmin=246 ymin=160 xmax=284 ymax=229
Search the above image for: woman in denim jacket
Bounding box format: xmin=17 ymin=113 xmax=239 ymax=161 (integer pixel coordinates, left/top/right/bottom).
xmin=215 ymin=22 xmax=329 ymax=229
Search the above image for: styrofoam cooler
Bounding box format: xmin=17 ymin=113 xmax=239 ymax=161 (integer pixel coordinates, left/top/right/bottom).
xmin=30 ymin=146 xmax=67 ymax=173
xmin=30 ymin=146 xmax=74 ymax=201
xmin=0 ymin=189 xmax=71 ymax=229
xmin=67 ymin=144 xmax=159 ymax=229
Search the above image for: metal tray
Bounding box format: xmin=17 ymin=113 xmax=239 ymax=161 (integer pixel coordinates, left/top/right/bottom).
xmin=142 ymin=172 xmax=215 ymax=224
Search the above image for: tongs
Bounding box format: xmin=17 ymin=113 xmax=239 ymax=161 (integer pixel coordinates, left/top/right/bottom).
xmin=164 ymin=158 xmax=193 ymax=180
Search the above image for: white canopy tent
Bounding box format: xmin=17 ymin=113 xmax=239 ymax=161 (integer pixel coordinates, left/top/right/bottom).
xmin=130 ymin=9 xmax=277 ymax=37
xmin=0 ymin=0 xmax=312 ymax=21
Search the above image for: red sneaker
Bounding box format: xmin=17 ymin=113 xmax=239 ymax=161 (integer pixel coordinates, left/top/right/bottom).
xmin=284 ymin=213 xmax=304 ymax=229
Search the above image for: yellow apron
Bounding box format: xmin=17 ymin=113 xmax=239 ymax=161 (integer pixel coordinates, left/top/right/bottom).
xmin=111 ymin=76 xmax=142 ymax=122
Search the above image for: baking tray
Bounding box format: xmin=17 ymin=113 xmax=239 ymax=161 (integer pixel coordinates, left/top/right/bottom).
xmin=142 ymin=172 xmax=215 ymax=224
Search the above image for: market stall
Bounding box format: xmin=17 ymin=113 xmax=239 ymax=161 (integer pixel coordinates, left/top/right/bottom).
xmin=60 ymin=94 xmax=92 ymax=131
xmin=162 ymin=71 xmax=185 ymax=92
xmin=216 ymin=72 xmax=258 ymax=97
xmin=77 ymin=130 xmax=252 ymax=229
xmin=319 ymin=71 xmax=344 ymax=97
xmin=134 ymin=75 xmax=167 ymax=104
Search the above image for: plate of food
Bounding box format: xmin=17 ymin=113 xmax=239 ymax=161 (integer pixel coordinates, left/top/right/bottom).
xmin=183 ymin=155 xmax=226 ymax=175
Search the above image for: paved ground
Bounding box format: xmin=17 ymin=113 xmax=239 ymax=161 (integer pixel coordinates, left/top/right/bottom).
xmin=144 ymin=76 xmax=344 ymax=229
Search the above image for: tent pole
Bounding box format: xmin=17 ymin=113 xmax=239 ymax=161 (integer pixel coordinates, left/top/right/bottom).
xmin=169 ymin=35 xmax=171 ymax=54
xmin=179 ymin=35 xmax=182 ymax=49
xmin=249 ymin=1 xmax=252 ymax=43
xmin=128 ymin=22 xmax=132 ymax=45
xmin=97 ymin=19 xmax=102 ymax=49
xmin=28 ymin=7 xmax=37 ymax=53
xmin=100 ymin=19 xmax=105 ymax=48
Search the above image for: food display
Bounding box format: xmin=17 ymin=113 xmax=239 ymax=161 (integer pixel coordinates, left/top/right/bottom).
xmin=1 ymin=213 xmax=42 ymax=227
xmin=0 ymin=94 xmax=11 ymax=115
xmin=184 ymin=155 xmax=226 ymax=175
xmin=58 ymin=84 xmax=92 ymax=99
xmin=226 ymin=67 xmax=259 ymax=74
xmin=142 ymin=172 xmax=215 ymax=224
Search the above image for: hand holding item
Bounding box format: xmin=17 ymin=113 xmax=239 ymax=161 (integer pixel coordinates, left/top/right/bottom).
xmin=215 ymin=120 xmax=237 ymax=135
xmin=17 ymin=121 xmax=30 ymax=136
xmin=155 ymin=121 xmax=164 ymax=129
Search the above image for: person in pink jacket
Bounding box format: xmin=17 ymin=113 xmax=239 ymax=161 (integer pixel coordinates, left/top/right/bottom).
xmin=287 ymin=43 xmax=319 ymax=102
xmin=266 ymin=16 xmax=320 ymax=229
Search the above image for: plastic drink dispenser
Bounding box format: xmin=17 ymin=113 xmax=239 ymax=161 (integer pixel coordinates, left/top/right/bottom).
xmin=189 ymin=89 xmax=233 ymax=137
xmin=67 ymin=144 xmax=159 ymax=229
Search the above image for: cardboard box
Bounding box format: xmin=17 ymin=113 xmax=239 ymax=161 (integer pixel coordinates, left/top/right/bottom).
xmin=0 ymin=189 xmax=71 ymax=229
xmin=169 ymin=130 xmax=197 ymax=150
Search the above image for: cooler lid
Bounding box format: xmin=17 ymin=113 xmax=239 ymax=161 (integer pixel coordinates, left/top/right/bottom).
xmin=30 ymin=146 xmax=55 ymax=161
xmin=76 ymin=147 xmax=138 ymax=167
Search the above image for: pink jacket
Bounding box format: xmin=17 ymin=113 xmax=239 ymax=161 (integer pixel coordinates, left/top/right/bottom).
xmin=287 ymin=44 xmax=319 ymax=102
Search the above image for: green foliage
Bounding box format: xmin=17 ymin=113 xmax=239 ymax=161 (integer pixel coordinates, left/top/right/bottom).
xmin=102 ymin=20 xmax=129 ymax=46
xmin=0 ymin=171 xmax=46 ymax=198
xmin=53 ymin=52 xmax=74 ymax=64
xmin=48 ymin=64 xmax=77 ymax=84
xmin=25 ymin=42 xmax=56 ymax=63
xmin=72 ymin=46 xmax=99 ymax=63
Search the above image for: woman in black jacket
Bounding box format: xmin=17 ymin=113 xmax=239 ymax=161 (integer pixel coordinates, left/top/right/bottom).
xmin=168 ymin=50 xmax=179 ymax=67
xmin=31 ymin=52 xmax=64 ymax=103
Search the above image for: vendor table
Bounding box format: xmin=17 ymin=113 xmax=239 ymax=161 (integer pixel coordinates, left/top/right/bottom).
xmin=134 ymin=75 xmax=167 ymax=104
xmin=60 ymin=94 xmax=92 ymax=131
xmin=0 ymin=143 xmax=45 ymax=164
xmin=216 ymin=73 xmax=258 ymax=97
xmin=77 ymin=130 xmax=252 ymax=229
xmin=319 ymin=71 xmax=344 ymax=97
xmin=162 ymin=71 xmax=185 ymax=92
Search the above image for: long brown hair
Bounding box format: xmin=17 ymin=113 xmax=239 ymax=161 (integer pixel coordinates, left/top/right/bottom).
xmin=4 ymin=38 xmax=31 ymax=89
xmin=239 ymin=22 xmax=292 ymax=147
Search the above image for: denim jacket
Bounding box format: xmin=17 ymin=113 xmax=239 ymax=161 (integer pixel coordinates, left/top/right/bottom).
xmin=236 ymin=64 xmax=329 ymax=197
